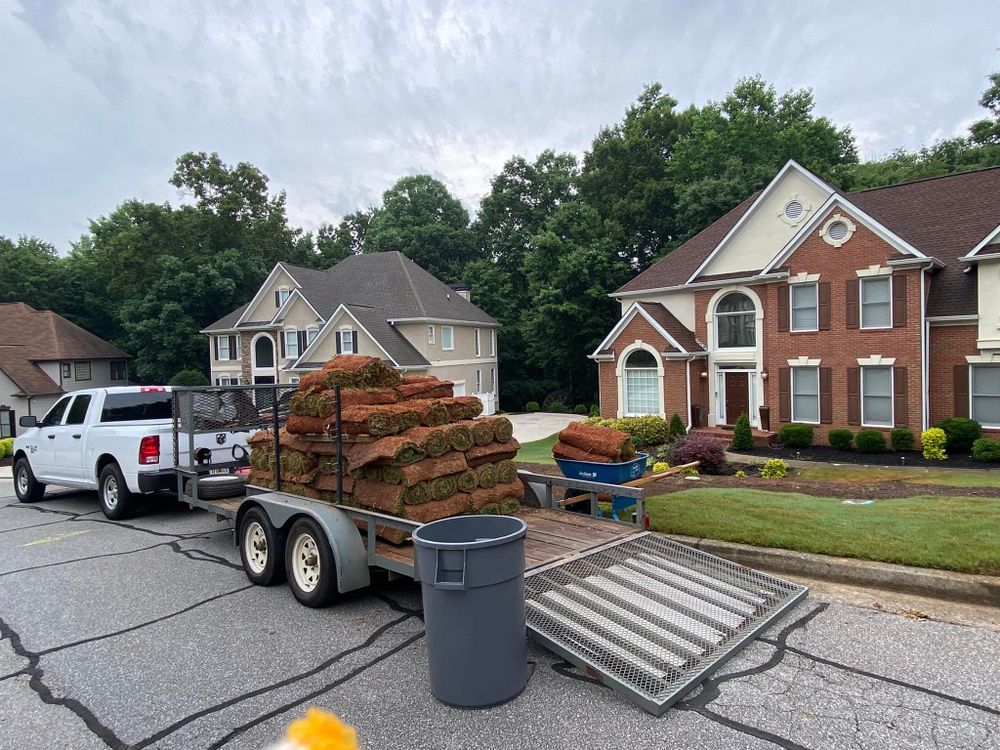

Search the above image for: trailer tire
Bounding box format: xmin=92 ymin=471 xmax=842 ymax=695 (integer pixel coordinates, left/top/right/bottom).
xmin=238 ymin=507 xmax=286 ymax=586
xmin=183 ymin=474 xmax=246 ymax=500
xmin=99 ymin=463 xmax=136 ymax=520
xmin=285 ymin=517 xmax=338 ymax=608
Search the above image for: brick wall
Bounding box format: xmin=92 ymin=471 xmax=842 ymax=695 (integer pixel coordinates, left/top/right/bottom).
xmin=927 ymin=324 xmax=999 ymax=434
xmin=240 ymin=334 xmax=252 ymax=383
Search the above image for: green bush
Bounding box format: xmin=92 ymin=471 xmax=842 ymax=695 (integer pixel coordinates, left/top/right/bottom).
xmin=778 ymin=423 xmax=813 ymax=448
xmin=828 ymin=429 xmax=853 ymax=450
xmin=667 ymin=413 xmax=687 ymax=443
xmin=168 ymin=369 xmax=210 ymax=387
xmin=935 ymin=418 xmax=982 ymax=453
xmin=0 ymin=438 xmax=12 ymax=459
xmin=548 ymin=401 xmax=569 ymax=414
xmin=573 ymin=404 xmax=588 ymax=415
xmin=589 ymin=404 xmax=600 ymax=417
xmin=921 ymin=428 xmax=947 ymax=460
xmin=972 ymin=438 xmax=1000 ymax=462
xmin=584 ymin=415 xmax=670 ymax=448
xmin=731 ymin=412 xmax=753 ymax=450
xmin=890 ymin=427 xmax=914 ymax=452
xmin=759 ymin=458 xmax=789 ymax=478
xmin=855 ymin=429 xmax=887 ymax=453
xmin=525 ymin=401 xmax=540 ymax=413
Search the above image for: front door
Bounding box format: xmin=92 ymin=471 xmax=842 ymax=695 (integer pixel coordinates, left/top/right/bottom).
xmin=724 ymin=372 xmax=749 ymax=426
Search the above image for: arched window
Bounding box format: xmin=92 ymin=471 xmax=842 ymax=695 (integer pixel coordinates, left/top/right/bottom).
xmin=623 ymin=349 xmax=660 ymax=416
xmin=254 ymin=335 xmax=275 ymax=368
xmin=716 ymin=293 xmax=756 ymax=348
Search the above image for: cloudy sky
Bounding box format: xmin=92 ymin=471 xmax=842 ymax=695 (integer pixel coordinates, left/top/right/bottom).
xmin=2 ymin=0 xmax=999 ymax=250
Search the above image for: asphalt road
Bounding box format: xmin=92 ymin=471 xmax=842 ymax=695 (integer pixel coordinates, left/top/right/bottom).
xmin=1 ymin=487 xmax=998 ymax=750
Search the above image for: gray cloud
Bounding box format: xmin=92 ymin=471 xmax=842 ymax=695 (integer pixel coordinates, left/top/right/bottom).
xmin=2 ymin=0 xmax=998 ymax=249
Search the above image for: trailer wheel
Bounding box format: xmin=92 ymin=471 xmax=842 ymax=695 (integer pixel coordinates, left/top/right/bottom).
xmin=285 ymin=517 xmax=338 ymax=607
xmin=238 ymin=507 xmax=286 ymax=586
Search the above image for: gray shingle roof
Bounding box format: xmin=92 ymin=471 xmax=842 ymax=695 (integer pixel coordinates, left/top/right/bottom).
xmin=345 ymin=304 xmax=430 ymax=368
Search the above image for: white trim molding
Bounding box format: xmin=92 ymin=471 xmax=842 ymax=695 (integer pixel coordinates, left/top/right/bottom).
xmin=293 ymin=304 xmax=399 ymax=367
xmin=856 ymin=265 xmax=893 ymax=277
xmin=962 ymin=223 xmax=1000 ymax=260
xmin=788 ymin=272 xmax=821 ymax=285
xmin=966 ymin=352 xmax=1000 ymax=364
xmin=387 ymin=317 xmax=500 ymax=328
xmin=927 ymin=315 xmax=978 ymax=325
xmin=615 ymin=341 xmax=665 ymax=419
xmin=591 ymin=302 xmax=691 ymax=358
xmin=235 ymin=263 xmax=301 ymax=327
xmin=787 ymin=357 xmax=822 ymax=367
xmin=820 ymin=213 xmax=857 ymax=248
xmin=271 ymin=288 xmax=324 ymax=325
xmin=777 ymin=193 xmax=813 ymax=227
xmin=856 ymin=355 xmax=896 ymax=366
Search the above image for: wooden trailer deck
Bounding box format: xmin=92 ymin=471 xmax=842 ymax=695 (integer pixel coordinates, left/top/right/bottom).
xmin=374 ymin=506 xmax=638 ymax=572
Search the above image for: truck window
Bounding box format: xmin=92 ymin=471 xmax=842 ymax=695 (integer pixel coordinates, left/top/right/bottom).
xmin=42 ymin=396 xmax=72 ymax=426
xmin=65 ymin=394 xmax=93 ymax=425
xmin=100 ymin=392 xmax=173 ymax=422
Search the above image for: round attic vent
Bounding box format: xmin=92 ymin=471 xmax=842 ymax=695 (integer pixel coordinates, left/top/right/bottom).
xmin=783 ymin=200 xmax=804 ymax=221
xmin=827 ymin=220 xmax=849 ymax=241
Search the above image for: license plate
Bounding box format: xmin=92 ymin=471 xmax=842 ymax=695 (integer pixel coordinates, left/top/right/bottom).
xmin=209 ymin=468 xmax=230 ymax=476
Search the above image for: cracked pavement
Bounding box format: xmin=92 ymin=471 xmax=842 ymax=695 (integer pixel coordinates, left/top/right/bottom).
xmin=0 ymin=488 xmax=997 ymax=749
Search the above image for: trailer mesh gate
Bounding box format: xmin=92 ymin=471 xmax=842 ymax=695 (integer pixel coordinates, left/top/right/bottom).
xmin=525 ymin=533 xmax=807 ymax=715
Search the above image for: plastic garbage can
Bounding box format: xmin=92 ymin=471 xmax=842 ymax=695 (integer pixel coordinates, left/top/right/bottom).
xmin=412 ymin=515 xmax=528 ymax=708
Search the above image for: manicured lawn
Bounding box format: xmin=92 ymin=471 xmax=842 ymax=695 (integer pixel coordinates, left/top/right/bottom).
xmin=797 ymin=464 xmax=1000 ymax=489
xmin=516 ymin=433 xmax=557 ymax=465
xmin=646 ymin=488 xmax=1000 ymax=575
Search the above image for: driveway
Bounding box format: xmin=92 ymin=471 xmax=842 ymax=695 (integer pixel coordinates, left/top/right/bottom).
xmin=1 ymin=488 xmax=998 ymax=749
xmin=507 ymin=412 xmax=585 ymax=443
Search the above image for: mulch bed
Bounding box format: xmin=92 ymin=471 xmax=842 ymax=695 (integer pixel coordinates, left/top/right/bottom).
xmin=730 ymin=444 xmax=990 ymax=469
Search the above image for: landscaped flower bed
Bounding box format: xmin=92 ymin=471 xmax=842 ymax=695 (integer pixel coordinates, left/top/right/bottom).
xmin=728 ymin=443 xmax=991 ymax=469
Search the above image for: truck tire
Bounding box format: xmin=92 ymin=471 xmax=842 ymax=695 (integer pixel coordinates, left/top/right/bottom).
xmin=14 ymin=458 xmax=46 ymax=503
xmin=99 ymin=463 xmax=136 ymax=520
xmin=183 ymin=474 xmax=246 ymax=500
xmin=238 ymin=507 xmax=286 ymax=586
xmin=285 ymin=517 xmax=339 ymax=608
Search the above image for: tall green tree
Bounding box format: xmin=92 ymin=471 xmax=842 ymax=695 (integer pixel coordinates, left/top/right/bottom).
xmin=970 ymin=71 xmax=1000 ymax=146
xmin=0 ymin=235 xmax=61 ymax=310
xmin=315 ymin=208 xmax=372 ymax=266
xmin=364 ymin=175 xmax=478 ymax=281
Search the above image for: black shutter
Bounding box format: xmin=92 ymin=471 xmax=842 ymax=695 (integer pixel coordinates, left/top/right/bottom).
xmin=892 ymin=276 xmax=907 ymax=327
xmin=778 ymin=368 xmax=791 ymax=423
xmin=777 ymin=284 xmax=789 ymax=332
xmin=228 ymin=335 xmax=237 ymax=360
xmin=954 ymin=364 xmax=969 ymax=418
xmin=335 ymin=331 xmax=342 ymax=354
xmin=298 ymin=331 xmax=307 ymax=356
xmin=818 ymin=283 xmax=831 ymax=330
xmin=274 ymin=291 xmax=280 ymax=307
xmin=820 ymin=367 xmax=833 ymax=424
xmin=352 ymin=331 xmax=359 ymax=353
xmin=894 ymin=366 xmax=908 ymax=427
xmin=847 ymin=368 xmax=861 ymax=425
xmin=846 ymin=279 xmax=860 ymax=329
xmin=280 ymin=331 xmax=286 ymax=358
xmin=213 ymin=336 xmax=219 ymax=360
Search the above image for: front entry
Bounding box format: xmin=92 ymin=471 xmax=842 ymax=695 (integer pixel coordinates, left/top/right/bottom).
xmin=724 ymin=372 xmax=749 ymax=426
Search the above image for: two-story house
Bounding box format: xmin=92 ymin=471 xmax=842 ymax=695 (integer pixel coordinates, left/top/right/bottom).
xmin=591 ymin=161 xmax=1000 ymax=444
xmin=202 ymin=251 xmax=500 ymax=411
xmin=0 ymin=303 xmax=130 ymax=436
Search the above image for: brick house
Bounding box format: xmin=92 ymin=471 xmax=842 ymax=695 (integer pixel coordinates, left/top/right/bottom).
xmin=202 ymin=252 xmax=500 ymax=412
xmin=591 ymin=161 xmax=1000 ymax=444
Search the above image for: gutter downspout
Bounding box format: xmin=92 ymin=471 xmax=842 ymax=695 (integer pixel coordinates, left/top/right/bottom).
xmin=685 ymin=356 xmax=694 ymax=430
xmin=920 ymin=266 xmax=929 ymax=432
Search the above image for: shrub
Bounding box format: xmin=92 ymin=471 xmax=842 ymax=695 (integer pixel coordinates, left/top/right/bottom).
xmin=921 ymin=428 xmax=947 ymax=460
xmin=652 ymin=461 xmax=670 ymax=473
xmin=548 ymin=401 xmax=569 ymax=414
xmin=525 ymin=401 xmax=540 ymax=413
xmin=734 ymin=469 xmax=747 ymax=478
xmin=972 ymin=438 xmax=1000 ymax=463
xmin=890 ymin=427 xmax=914 ymax=452
xmin=168 ymin=369 xmax=209 ymax=387
xmin=778 ymin=423 xmax=813 ymax=448
xmin=935 ymin=418 xmax=982 ymax=454
xmin=855 ymin=429 xmax=887 ymax=453
xmin=667 ymin=413 xmax=687 ymax=443
xmin=615 ymin=415 xmax=670 ymax=447
xmin=589 ymin=404 xmax=600 ymax=417
xmin=670 ymin=434 xmax=727 ymax=474
xmin=573 ymin=404 xmax=588 ymax=415
xmin=731 ymin=412 xmax=753 ymax=450
xmin=759 ymin=458 xmax=789 ymax=479
xmin=828 ymin=429 xmax=853 ymax=451
xmin=0 ymin=438 xmax=12 ymax=458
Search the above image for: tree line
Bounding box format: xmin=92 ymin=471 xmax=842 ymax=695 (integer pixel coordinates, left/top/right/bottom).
xmin=3 ymin=73 xmax=998 ymax=408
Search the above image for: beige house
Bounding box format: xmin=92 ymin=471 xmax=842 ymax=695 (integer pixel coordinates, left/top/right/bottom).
xmin=0 ymin=303 xmax=130 ymax=436
xmin=202 ymin=252 xmax=500 ymax=411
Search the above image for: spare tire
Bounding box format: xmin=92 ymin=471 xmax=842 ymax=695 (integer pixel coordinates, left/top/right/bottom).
xmin=183 ymin=474 xmax=246 ymax=500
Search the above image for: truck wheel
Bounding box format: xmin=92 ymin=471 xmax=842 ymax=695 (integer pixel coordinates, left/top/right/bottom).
xmin=284 ymin=517 xmax=338 ymax=608
xmin=14 ymin=458 xmax=46 ymax=503
xmin=238 ymin=507 xmax=286 ymax=586
xmin=99 ymin=463 xmax=136 ymax=520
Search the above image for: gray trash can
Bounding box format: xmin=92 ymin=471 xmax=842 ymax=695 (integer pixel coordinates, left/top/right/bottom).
xmin=412 ymin=515 xmax=528 ymax=708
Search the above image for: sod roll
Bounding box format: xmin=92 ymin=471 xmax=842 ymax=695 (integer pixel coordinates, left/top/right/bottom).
xmin=475 ymin=463 xmax=499 ymax=489
xmin=498 ymin=498 xmax=520 ymax=515
xmin=402 ymin=493 xmax=471 ymax=523
xmin=445 ymin=423 xmax=474 ymax=452
xmin=456 ymin=469 xmax=478 ymax=493
xmin=464 ymin=440 xmax=520 ymax=468
xmin=428 ymin=474 xmax=459 ymax=501
xmin=495 ymin=460 xmax=517 ymax=484
xmin=558 ymin=421 xmax=635 ymax=461
xmin=400 ymin=426 xmax=450 ymax=458
xmin=395 ymin=452 xmax=468 ymax=486
xmin=471 ymin=419 xmax=495 ymax=446
xmin=552 ymin=441 xmax=612 ymax=463
xmin=349 ymin=436 xmax=424 ymax=471
xmin=468 ymin=480 xmax=525 ymax=512
xmin=439 ymin=396 xmax=484 ymax=421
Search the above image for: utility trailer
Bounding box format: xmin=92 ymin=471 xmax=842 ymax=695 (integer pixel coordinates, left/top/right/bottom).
xmin=172 ymin=384 xmax=807 ymax=714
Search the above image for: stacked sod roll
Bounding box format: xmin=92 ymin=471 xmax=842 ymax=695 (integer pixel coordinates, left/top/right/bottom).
xmin=247 ymin=354 xmax=523 ymax=544
xmin=552 ymin=421 xmax=636 ymax=463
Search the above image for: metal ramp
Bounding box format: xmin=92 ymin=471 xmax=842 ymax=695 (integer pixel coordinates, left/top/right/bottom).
xmin=524 ymin=533 xmax=808 ymax=715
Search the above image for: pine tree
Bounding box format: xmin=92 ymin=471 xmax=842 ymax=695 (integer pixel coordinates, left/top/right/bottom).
xmin=731 ymin=412 xmax=754 ymax=450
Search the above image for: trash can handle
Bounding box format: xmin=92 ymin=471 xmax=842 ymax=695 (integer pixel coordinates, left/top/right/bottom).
xmin=434 ymin=548 xmax=467 ymax=591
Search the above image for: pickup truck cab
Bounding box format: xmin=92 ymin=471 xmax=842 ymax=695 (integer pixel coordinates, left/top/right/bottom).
xmin=12 ymin=386 xmax=250 ymax=520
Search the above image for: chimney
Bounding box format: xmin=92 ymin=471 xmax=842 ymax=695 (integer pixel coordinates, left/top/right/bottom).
xmin=449 ymin=282 xmax=471 ymax=302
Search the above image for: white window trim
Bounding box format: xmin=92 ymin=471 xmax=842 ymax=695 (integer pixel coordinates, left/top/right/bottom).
xmin=787 ymin=272 xmax=820 ymax=285
xmin=856 ymin=355 xmax=896 ymax=366
xmin=777 ymin=193 xmax=812 ymax=227
xmin=289 ymin=376 xmax=300 ymax=385
xmin=339 ymin=327 xmax=355 ymax=354
xmin=475 ymin=328 xmax=481 ymax=357
xmin=284 ymin=328 xmax=299 ymax=359
xmin=251 ymin=332 xmax=276 ymax=372
xmin=616 ymin=342 xmax=664 ymax=418
xmin=217 ymin=335 xmax=231 ymax=360
xmin=475 ymin=368 xmax=482 ymax=392
xmin=306 ymin=327 xmax=319 ymax=346
xmin=970 ymin=364 xmax=1000 ymax=428
xmin=714 ymin=293 xmax=758 ymax=350
xmin=489 ymin=329 xmax=495 ymax=356
xmin=442 ymin=326 xmax=454 ymax=351
xmin=861 ymin=365 xmax=894 ymax=428
xmin=860 ymin=276 xmax=893 ymax=330
xmin=490 ymin=367 xmax=496 ymax=393
xmin=790 ymin=366 xmax=821 ymax=425
xmin=217 ymin=376 xmax=231 ymax=386
xmin=428 ymin=325 xmax=435 ymax=345
xmin=856 ymin=265 xmax=893 ymax=278
xmin=820 ymin=213 xmax=857 ymax=248
xmin=276 ymin=286 xmax=291 ymax=306
xmin=789 ymin=282 xmax=819 ymax=333
xmin=787 ymin=357 xmax=822 ymax=367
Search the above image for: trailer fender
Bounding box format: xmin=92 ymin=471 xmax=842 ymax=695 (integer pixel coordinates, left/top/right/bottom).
xmin=238 ymin=496 xmax=371 ymax=594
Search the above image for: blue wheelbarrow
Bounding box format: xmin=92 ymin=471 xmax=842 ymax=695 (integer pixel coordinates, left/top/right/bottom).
xmin=553 ymin=452 xmax=648 ymax=523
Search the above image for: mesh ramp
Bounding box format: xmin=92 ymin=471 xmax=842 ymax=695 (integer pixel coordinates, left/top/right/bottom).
xmin=524 ymin=532 xmax=807 ymax=715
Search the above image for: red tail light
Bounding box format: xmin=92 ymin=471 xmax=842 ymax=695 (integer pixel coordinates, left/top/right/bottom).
xmin=644 ymin=512 xmax=650 ymax=531
xmin=139 ymin=435 xmax=160 ymax=465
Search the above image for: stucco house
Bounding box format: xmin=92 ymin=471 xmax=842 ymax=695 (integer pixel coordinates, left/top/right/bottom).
xmin=0 ymin=303 xmax=130 ymax=436
xmin=202 ymin=251 xmax=500 ymax=411
xmin=591 ymin=161 xmax=1000 ymax=443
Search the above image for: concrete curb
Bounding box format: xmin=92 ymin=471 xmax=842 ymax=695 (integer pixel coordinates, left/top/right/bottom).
xmin=671 ymin=534 xmax=1000 ymax=608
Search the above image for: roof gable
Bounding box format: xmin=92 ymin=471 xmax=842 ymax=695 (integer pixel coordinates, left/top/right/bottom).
xmin=236 ymin=263 xmax=301 ymax=326
xmin=590 ymin=302 xmax=704 ymax=358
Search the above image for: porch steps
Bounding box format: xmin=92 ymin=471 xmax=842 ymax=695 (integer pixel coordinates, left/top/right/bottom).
xmin=690 ymin=426 xmax=776 ymax=449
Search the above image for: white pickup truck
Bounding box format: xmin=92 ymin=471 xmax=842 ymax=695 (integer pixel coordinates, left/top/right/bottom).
xmin=12 ymin=386 xmax=251 ymax=519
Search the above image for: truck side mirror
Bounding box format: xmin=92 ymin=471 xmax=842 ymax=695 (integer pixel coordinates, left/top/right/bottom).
xmin=18 ymin=415 xmax=38 ymax=428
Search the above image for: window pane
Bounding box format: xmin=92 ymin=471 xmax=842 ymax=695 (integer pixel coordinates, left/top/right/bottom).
xmin=43 ymin=396 xmax=72 ymax=425
xmin=863 ymin=367 xmax=892 ymax=425
xmin=65 ymin=395 xmax=92 ymax=425
xmin=972 ymin=395 xmax=1000 ymax=425
xmin=791 ymin=284 xmax=817 ymax=330
xmin=307 ymin=328 xmax=318 ymax=345
xmin=285 ymin=331 xmax=298 ymax=358
xmin=792 ymin=368 xmax=819 ymax=423
xmin=718 ymin=313 xmax=755 ymax=347
xmin=625 ymin=368 xmax=659 ymax=415
xmin=717 ymin=293 xmax=754 ymax=313
xmin=75 ymin=362 xmax=91 ymax=380
xmin=973 ymin=366 xmax=1000 ymax=396
xmin=862 ymin=278 xmax=890 ymax=303
xmin=100 ymin=393 xmax=173 ymax=422
xmin=861 ymin=278 xmax=891 ymax=327
xmin=442 ymin=327 xmax=453 ymax=349
xmin=625 ymin=350 xmax=657 ymax=368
